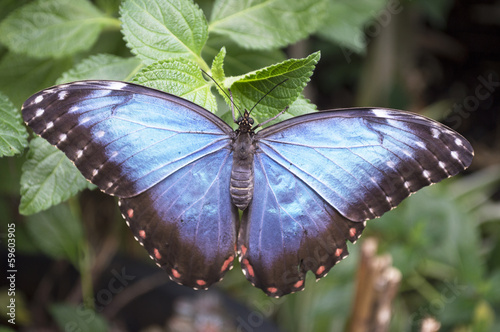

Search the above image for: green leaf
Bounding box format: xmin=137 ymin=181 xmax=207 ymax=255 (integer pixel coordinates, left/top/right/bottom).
xmin=202 ymin=35 xmax=286 ymax=76
xmin=50 ymin=303 xmax=108 ymax=332
xmin=225 ymin=51 xmax=320 ymax=124
xmin=209 ymin=0 xmax=328 ymax=50
xmin=317 ymin=0 xmax=389 ymax=54
xmin=211 ymin=47 xmax=226 ymax=84
xmin=19 ymin=137 xmax=91 ymax=215
xmin=25 ymin=203 xmax=83 ymax=266
xmin=57 ymin=54 xmax=142 ymax=83
xmin=0 ymin=92 xmax=28 ymax=157
xmin=0 ymin=52 xmax=72 ymax=106
xmin=120 ymin=0 xmax=208 ymax=67
xmin=0 ymin=0 xmax=117 ymax=58
xmin=133 ymin=58 xmax=217 ymax=112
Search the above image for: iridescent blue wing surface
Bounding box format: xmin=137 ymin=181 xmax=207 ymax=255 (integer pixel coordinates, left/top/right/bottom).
xmin=239 ymin=108 xmax=473 ymax=296
xmin=22 ymin=81 xmax=238 ymax=287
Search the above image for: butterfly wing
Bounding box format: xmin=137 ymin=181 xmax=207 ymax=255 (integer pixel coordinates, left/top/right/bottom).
xmin=239 ymin=108 xmax=473 ymax=296
xmin=22 ymin=80 xmax=238 ymax=287
xmin=119 ymin=147 xmax=238 ymax=288
xmin=22 ymin=81 xmax=232 ymax=197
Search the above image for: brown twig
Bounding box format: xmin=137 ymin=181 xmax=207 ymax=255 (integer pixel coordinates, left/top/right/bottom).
xmin=346 ymin=238 xmax=402 ymax=332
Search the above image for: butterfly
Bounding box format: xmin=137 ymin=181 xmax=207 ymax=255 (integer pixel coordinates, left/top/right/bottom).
xmin=22 ymin=80 xmax=473 ymax=297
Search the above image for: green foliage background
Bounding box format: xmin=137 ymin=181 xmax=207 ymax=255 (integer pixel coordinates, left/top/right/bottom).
xmin=0 ymin=0 xmax=498 ymax=331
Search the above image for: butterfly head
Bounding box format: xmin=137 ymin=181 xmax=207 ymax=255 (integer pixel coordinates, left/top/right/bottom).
xmin=236 ymin=110 xmax=255 ymax=134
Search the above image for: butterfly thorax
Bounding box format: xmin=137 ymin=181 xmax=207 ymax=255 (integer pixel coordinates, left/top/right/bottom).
xmin=230 ymin=111 xmax=256 ymax=210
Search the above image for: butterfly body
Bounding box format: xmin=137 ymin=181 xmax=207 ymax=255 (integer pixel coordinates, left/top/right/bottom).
xmin=22 ymin=80 xmax=474 ymax=297
xmin=230 ymin=111 xmax=256 ymax=210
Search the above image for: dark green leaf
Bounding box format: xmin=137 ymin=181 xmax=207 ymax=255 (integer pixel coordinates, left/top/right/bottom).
xmin=209 ymin=0 xmax=328 ymax=50
xmin=226 ymin=51 xmax=320 ymax=123
xmin=133 ymin=58 xmax=217 ymax=112
xmin=58 ymin=54 xmax=142 ymax=83
xmin=317 ymin=0 xmax=388 ymax=54
xmin=121 ymin=0 xmax=208 ymax=66
xmin=50 ymin=303 xmax=108 ymax=332
xmin=0 ymin=0 xmax=118 ymax=58
xmin=25 ymin=203 xmax=83 ymax=266
xmin=19 ymin=138 xmax=91 ymax=215
xmin=0 ymin=92 xmax=28 ymax=157
xmin=0 ymin=52 xmax=72 ymax=106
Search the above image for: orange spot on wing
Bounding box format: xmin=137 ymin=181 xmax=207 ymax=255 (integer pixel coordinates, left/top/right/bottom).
xmin=221 ymin=255 xmax=234 ymax=272
xmin=153 ymin=248 xmax=162 ymax=260
xmin=171 ymin=268 xmax=181 ymax=279
xmin=316 ymin=266 xmax=326 ymax=275
xmin=335 ymin=248 xmax=343 ymax=257
xmin=267 ymin=287 xmax=278 ymax=294
xmin=242 ymin=258 xmax=254 ymax=277
xmin=293 ymin=280 xmax=304 ymax=289
xmin=127 ymin=209 xmax=134 ymax=218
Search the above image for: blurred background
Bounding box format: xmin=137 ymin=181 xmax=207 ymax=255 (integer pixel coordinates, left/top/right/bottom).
xmin=0 ymin=0 xmax=499 ymax=331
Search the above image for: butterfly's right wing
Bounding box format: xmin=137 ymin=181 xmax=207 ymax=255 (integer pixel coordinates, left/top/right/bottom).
xmin=238 ymin=108 xmax=473 ymax=297
xmin=22 ymin=81 xmax=238 ymax=287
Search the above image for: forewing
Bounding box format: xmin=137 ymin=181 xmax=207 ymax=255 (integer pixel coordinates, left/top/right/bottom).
xmin=120 ymin=148 xmax=238 ymax=288
xmin=238 ymin=153 xmax=365 ymax=297
xmin=22 ymin=80 xmax=233 ymax=197
xmin=256 ymin=108 xmax=474 ymax=222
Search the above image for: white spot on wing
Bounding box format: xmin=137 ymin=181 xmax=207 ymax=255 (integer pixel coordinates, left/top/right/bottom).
xmin=455 ymin=138 xmax=464 ymax=147
xmin=35 ymin=108 xmax=44 ymax=117
xmin=58 ymin=134 xmax=67 ymax=142
xmin=80 ymin=117 xmax=90 ymax=124
xmin=46 ymin=122 xmax=54 ymax=130
xmin=416 ymin=141 xmax=426 ymax=149
xmin=58 ymin=91 xmax=69 ymax=100
xmin=76 ymin=150 xmax=83 ymax=159
xmin=96 ymin=130 xmax=105 ymax=138
xmin=107 ymin=82 xmax=128 ymax=90
xmin=371 ymin=109 xmax=390 ymax=117
xmin=451 ymin=151 xmax=459 ymax=160
xmin=431 ymin=128 xmax=440 ymax=139
xmin=34 ymin=95 xmax=44 ymax=104
xmin=69 ymin=106 xmax=79 ymax=113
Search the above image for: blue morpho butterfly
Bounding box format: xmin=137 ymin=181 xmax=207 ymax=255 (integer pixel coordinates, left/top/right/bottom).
xmin=22 ymin=80 xmax=473 ymax=297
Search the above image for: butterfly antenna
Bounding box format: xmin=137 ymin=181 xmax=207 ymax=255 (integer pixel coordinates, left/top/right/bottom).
xmin=248 ymin=79 xmax=289 ymax=115
xmin=201 ymin=69 xmax=243 ymax=122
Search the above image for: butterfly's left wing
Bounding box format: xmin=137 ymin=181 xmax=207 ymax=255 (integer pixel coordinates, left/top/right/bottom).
xmin=22 ymin=81 xmax=238 ymax=288
xmin=239 ymin=108 xmax=473 ymax=297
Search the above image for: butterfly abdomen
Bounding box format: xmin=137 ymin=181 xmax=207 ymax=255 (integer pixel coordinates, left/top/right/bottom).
xmin=230 ymin=132 xmax=256 ymax=210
